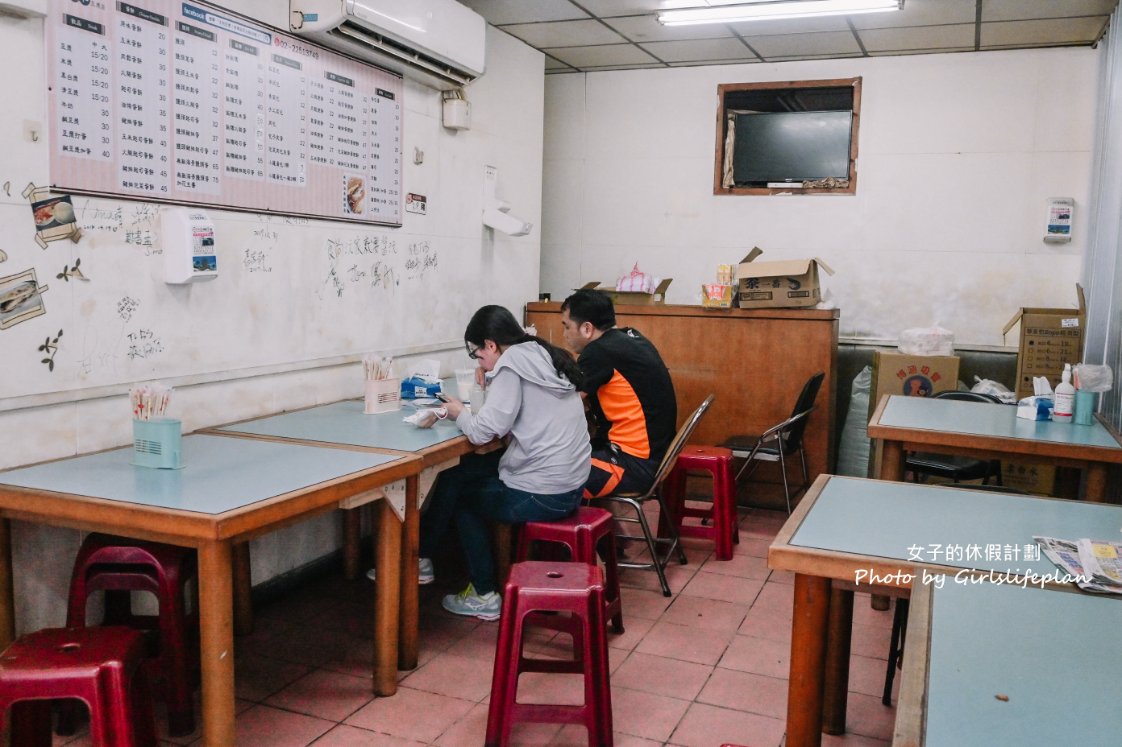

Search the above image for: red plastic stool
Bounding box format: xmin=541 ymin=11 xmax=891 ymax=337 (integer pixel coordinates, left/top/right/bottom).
xmin=0 ymin=626 xmax=157 ymax=746
xmin=486 ymin=562 xmax=612 ymax=747
xmin=515 ymin=507 xmax=624 ymax=633
xmin=663 ymin=445 xmax=739 ymax=561
xmin=66 ymin=534 xmax=198 ymax=736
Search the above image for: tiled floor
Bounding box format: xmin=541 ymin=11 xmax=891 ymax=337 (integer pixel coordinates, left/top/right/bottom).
xmin=56 ymin=502 xmax=900 ymax=746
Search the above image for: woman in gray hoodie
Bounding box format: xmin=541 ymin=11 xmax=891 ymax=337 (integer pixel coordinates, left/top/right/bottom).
xmin=421 ymin=305 xmax=591 ymax=621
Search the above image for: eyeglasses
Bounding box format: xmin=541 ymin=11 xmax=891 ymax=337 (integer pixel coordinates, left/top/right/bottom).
xmin=466 ymin=343 xmax=482 ymax=360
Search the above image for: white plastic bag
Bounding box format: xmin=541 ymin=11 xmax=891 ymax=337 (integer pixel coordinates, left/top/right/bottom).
xmin=616 ymin=263 xmax=661 ymax=294
xmin=971 ymin=376 xmax=1017 ymax=404
xmin=898 ymin=326 xmax=954 ymax=356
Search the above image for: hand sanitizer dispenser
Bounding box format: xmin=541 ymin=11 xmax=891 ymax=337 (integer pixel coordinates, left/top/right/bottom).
xmin=163 ymin=208 xmax=218 ymax=284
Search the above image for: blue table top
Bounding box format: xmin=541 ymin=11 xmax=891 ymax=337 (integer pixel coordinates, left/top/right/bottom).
xmin=923 ymin=581 xmax=1122 ymax=746
xmin=0 ymin=435 xmax=405 ymax=515
xmin=877 ymin=395 xmax=1121 ymax=450
xmin=790 ymin=476 xmax=1122 ymax=576
xmin=212 ymin=399 xmax=464 ymax=453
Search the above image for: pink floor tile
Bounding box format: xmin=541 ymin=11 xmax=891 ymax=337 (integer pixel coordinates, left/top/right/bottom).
xmin=619 ymin=587 xmax=675 ymax=620
xmin=636 ymin=620 xmax=736 ymax=666
xmin=840 ymin=692 xmax=897 ymax=741
xmin=234 ymin=652 xmax=314 ymax=702
xmin=700 ymin=552 xmax=773 ymax=580
xmin=609 ymin=687 xmax=692 ymax=743
xmin=752 ymin=581 xmax=795 ymax=616
xmin=310 ymin=723 xmax=428 ymax=746
xmin=606 ymin=613 xmax=655 ymax=651
xmin=852 ymin=594 xmax=896 ymax=628
xmin=661 ymin=594 xmax=751 ymax=632
xmin=617 ymin=564 xmax=698 ymax=596
xmin=669 ymin=702 xmax=785 ymax=747
xmin=344 ymin=686 xmax=475 ymax=743
xmin=738 ymin=605 xmax=792 ymax=641
xmin=850 ymin=621 xmax=893 ymax=660
xmin=696 ymin=667 xmax=788 ymax=719
xmin=679 ymin=571 xmax=765 ymax=605
xmin=433 ymin=702 xmax=561 ymax=746
xmin=847 ymin=654 xmax=893 ymax=699
xmin=551 ymin=724 xmax=663 ymax=746
xmin=612 ymin=651 xmax=714 ymax=700
xmin=733 ymin=537 xmax=772 ymax=558
xmin=233 ymin=704 xmax=335 ymax=746
xmin=264 ymin=668 xmax=375 ymax=722
xmin=399 ymin=651 xmax=495 ymax=702
xmin=821 ymin=732 xmax=891 ymax=746
xmin=718 ymin=634 xmax=790 ymax=680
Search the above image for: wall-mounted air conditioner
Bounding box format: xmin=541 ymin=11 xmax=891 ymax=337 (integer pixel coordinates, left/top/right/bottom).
xmin=290 ymin=0 xmax=486 ymax=91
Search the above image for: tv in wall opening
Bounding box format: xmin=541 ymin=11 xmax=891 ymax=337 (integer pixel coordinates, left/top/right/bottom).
xmin=731 ymin=110 xmax=853 ymax=185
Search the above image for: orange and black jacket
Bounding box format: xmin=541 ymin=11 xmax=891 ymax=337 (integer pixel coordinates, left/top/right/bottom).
xmin=578 ymin=328 xmax=677 ymax=464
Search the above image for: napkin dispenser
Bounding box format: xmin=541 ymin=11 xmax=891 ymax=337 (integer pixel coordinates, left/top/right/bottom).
xmin=1016 ymin=397 xmax=1053 ymax=421
xmin=133 ymin=418 xmax=183 ymax=469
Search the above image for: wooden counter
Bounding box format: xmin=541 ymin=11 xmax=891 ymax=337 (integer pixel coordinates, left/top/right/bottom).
xmin=525 ymin=302 xmax=839 ymax=484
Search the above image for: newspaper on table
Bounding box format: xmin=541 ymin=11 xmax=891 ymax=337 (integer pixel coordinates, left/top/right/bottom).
xmin=1034 ymin=536 xmax=1122 ymax=594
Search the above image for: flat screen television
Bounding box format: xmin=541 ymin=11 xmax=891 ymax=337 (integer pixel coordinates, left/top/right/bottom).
xmin=731 ymin=110 xmax=853 ymax=185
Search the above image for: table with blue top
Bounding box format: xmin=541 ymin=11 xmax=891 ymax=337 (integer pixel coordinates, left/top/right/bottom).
xmin=868 ymin=394 xmax=1122 ymax=500
xmin=205 ymin=397 xmax=480 ymax=670
xmin=0 ymin=434 xmax=420 ymax=747
xmin=895 ymin=580 xmax=1122 ymax=747
xmin=768 ymin=473 xmax=1122 ymax=747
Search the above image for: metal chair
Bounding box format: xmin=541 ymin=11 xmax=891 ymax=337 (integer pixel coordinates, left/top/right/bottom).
xmin=722 ymin=371 xmax=824 ymax=514
xmin=588 ymin=394 xmax=715 ymax=597
xmin=905 ymin=391 xmax=1004 ymax=486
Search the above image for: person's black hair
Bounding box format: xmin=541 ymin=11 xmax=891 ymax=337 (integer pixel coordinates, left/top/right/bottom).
xmin=560 ymin=289 xmax=615 ymax=331
xmin=465 ymin=305 xmax=583 ymax=387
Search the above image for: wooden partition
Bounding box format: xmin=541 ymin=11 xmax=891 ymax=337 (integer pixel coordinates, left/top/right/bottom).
xmin=525 ymin=302 xmax=839 ymax=486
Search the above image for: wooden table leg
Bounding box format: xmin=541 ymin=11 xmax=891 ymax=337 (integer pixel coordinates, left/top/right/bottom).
xmin=871 ymin=443 xmax=903 ymax=611
xmin=823 ymin=586 xmax=854 ymax=735
xmin=0 ymin=519 xmax=13 ymax=648
xmin=232 ymin=542 xmax=253 ymax=636
xmin=1082 ymin=463 xmax=1108 ymax=502
xmin=878 ymin=440 xmax=906 ymax=482
xmin=786 ymin=573 xmax=830 ymax=747
xmin=398 ymin=476 xmax=419 ymax=671
xmin=197 ymin=540 xmax=235 ymax=747
xmin=343 ymin=507 xmax=361 ymax=580
xmin=374 ymin=499 xmax=400 ymax=696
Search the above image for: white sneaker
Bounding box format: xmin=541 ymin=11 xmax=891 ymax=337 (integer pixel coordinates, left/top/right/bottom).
xmin=441 ymin=583 xmax=501 ymax=621
xmin=366 ymin=557 xmax=435 ymax=584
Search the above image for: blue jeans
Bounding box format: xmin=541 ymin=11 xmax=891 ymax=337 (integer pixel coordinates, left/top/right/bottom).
xmin=419 ymin=450 xmax=583 ymax=595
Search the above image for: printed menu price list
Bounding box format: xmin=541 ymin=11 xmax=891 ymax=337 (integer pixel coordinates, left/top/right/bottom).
xmin=47 ymin=0 xmax=403 ymax=225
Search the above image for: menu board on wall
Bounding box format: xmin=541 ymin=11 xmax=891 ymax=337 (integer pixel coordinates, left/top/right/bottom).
xmin=47 ymin=0 xmax=403 ymax=225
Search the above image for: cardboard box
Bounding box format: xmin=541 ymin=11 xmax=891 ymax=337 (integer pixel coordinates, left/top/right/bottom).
xmin=1000 ymin=461 xmax=1057 ymax=496
xmin=869 ymin=351 xmax=961 ymax=418
xmin=578 ymin=279 xmax=672 ymax=306
xmin=736 ymin=247 xmax=834 ymax=309
xmin=1002 ymin=286 xmax=1086 ymax=401
xmin=701 ymin=283 xmax=734 ymax=309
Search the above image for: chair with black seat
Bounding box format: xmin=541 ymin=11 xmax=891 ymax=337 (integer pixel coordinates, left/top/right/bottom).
xmin=722 ymin=371 xmax=824 ymax=514
xmin=588 ymin=394 xmax=715 ymax=597
xmin=904 ymin=390 xmax=1004 ymax=486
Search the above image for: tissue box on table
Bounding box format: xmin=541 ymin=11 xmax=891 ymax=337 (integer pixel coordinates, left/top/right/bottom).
xmin=1017 ymin=396 xmax=1054 ymax=420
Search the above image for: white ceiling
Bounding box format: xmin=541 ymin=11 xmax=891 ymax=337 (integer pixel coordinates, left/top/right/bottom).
xmin=458 ymin=0 xmax=1117 ymax=73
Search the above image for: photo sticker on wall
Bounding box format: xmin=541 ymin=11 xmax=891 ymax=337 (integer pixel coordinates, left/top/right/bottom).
xmin=23 ymin=184 xmax=81 ymax=249
xmin=0 ymin=268 xmax=50 ymax=330
xmin=345 ymin=175 xmax=366 ymax=215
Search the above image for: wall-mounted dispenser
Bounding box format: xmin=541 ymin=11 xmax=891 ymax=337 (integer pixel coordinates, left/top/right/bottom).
xmin=442 ymin=89 xmax=471 ymax=130
xmin=482 ymin=165 xmax=532 ymax=237
xmin=1044 ymin=197 xmax=1074 ymax=243
xmin=162 ymin=208 xmax=218 ymax=284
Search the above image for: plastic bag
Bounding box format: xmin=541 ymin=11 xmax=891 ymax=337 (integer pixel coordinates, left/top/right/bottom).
xmin=898 ymin=326 xmax=954 ymax=356
xmin=1074 ymin=364 xmax=1113 ymax=393
xmin=836 ymin=366 xmax=872 ymax=478
xmin=971 ymin=376 xmax=1017 ymax=404
xmin=616 ymin=263 xmax=661 ymax=294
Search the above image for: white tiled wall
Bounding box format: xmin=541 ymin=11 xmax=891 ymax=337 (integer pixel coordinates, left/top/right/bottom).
xmin=540 ymin=47 xmax=1097 ymax=345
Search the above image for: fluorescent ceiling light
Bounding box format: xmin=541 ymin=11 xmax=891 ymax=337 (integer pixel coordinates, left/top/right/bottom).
xmin=658 ymin=0 xmax=902 ymax=26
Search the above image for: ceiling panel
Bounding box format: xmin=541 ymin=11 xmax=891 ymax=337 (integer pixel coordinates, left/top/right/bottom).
xmin=468 ymin=0 xmax=1120 ymax=73
xmin=859 ymin=23 xmax=977 ymax=52
xmin=638 ymin=38 xmax=757 ymax=63
xmin=981 ymin=17 xmax=1111 ymax=47
xmin=744 ymin=31 xmax=864 ymax=59
xmin=543 ymin=44 xmax=663 ymax=68
xmin=502 ymin=20 xmax=629 ymax=48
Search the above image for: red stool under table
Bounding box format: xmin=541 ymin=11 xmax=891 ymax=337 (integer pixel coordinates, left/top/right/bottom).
xmin=0 ymin=626 xmax=158 ymax=747
xmin=486 ymin=561 xmax=613 ymax=747
xmin=66 ymin=533 xmax=198 ymax=736
xmin=663 ymin=445 xmax=739 ymax=561
xmin=515 ymin=507 xmax=624 ymax=633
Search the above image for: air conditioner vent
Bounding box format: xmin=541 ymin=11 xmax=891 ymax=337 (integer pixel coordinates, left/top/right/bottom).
xmin=332 ymin=20 xmax=475 ymax=88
